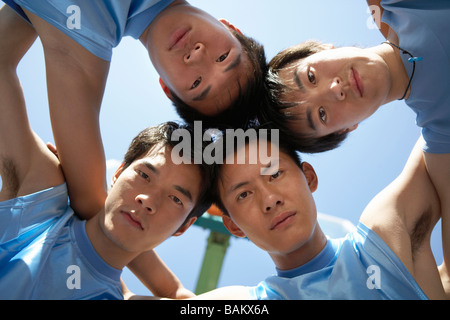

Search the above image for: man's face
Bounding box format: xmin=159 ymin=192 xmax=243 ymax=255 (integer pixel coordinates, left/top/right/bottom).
xmin=146 ymin=4 xmax=252 ymax=116
xmin=279 ymin=46 xmax=390 ymax=137
xmin=219 ymin=140 xmax=319 ymax=257
xmin=101 ymin=145 xmax=202 ymax=253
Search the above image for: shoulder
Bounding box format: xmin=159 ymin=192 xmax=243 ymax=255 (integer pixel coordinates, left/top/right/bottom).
xmin=0 ymin=183 xmax=70 ymax=236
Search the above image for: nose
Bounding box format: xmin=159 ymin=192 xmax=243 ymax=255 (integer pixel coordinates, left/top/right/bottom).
xmin=184 ymin=43 xmax=205 ymax=63
xmin=135 ymin=193 xmax=157 ymax=214
xmin=330 ymin=77 xmax=345 ymax=101
xmin=261 ymin=186 xmax=284 ymax=213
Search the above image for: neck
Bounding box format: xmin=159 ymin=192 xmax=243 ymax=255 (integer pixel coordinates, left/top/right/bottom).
xmin=368 ymin=31 xmax=411 ymax=102
xmin=269 ymin=222 xmax=328 ymax=271
xmin=85 ymin=213 xmax=139 ymax=270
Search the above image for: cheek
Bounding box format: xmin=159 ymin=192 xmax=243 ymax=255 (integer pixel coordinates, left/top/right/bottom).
xmin=153 ymin=205 xmax=189 ymax=232
xmin=152 ymin=53 xmax=189 ymax=88
xmin=374 ymin=70 xmax=391 ymax=99
xmin=105 ymin=185 xmax=129 ymax=212
xmin=163 ymin=72 xmax=191 ymax=100
xmin=361 ymin=62 xmax=390 ymax=99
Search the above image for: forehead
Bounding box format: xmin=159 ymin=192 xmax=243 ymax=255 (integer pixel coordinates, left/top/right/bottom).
xmin=138 ymin=145 xmax=201 ymax=177
xmin=304 ymin=47 xmax=372 ymax=71
xmin=142 ymin=144 xmax=168 ymax=162
xmin=281 ymin=47 xmax=362 ymax=76
xmin=274 ymin=72 xmax=311 ymax=133
xmin=219 ymin=140 xmax=292 ymax=187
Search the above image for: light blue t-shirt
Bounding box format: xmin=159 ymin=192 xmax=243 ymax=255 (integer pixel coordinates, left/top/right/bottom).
xmin=4 ymin=0 xmax=175 ymax=61
xmin=0 ymin=184 xmax=123 ymax=300
xmin=381 ymin=0 xmax=450 ymax=154
xmin=249 ymin=223 xmax=427 ymax=300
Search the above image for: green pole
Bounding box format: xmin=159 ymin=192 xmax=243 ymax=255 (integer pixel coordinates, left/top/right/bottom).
xmin=194 ymin=231 xmax=230 ymax=294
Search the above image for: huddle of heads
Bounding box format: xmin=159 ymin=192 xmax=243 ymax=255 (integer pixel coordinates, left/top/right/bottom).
xmin=136 ymin=37 xmax=342 ymax=222
xmin=125 ymin=121 xmax=303 ymax=224
xmin=169 ymin=34 xmax=346 ymax=154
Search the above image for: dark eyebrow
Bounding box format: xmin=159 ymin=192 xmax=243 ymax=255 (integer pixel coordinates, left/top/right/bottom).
xmin=173 ymin=185 xmax=193 ymax=203
xmin=306 ymin=107 xmax=317 ymax=132
xmin=192 ymin=54 xmax=241 ymax=102
xmin=193 ymin=85 xmax=212 ymax=102
xmin=229 ymin=181 xmax=249 ymax=194
xmin=225 ymin=53 xmax=241 ymax=73
xmin=143 ymin=161 xmax=159 ymax=175
xmin=293 ymin=65 xmax=305 ymax=92
xmin=293 ymin=66 xmax=317 ymax=132
xmin=143 ymin=161 xmax=193 ymax=202
xmin=228 ymin=161 xmax=273 ymax=193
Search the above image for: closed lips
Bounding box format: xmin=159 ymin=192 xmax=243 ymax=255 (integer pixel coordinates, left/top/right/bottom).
xmin=270 ymin=211 xmax=296 ymax=230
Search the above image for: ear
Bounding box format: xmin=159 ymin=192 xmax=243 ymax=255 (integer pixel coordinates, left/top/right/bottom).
xmin=159 ymin=77 xmax=173 ymax=101
xmin=301 ymin=162 xmax=318 ymax=193
xmin=219 ymin=18 xmax=242 ymax=34
xmin=222 ymin=215 xmax=246 ymax=238
xmin=336 ymin=124 xmax=359 ymax=135
xmin=173 ymin=217 xmax=197 ymax=237
xmin=111 ymin=163 xmax=125 ymax=186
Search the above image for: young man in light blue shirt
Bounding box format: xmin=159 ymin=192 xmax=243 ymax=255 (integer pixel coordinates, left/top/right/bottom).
xmin=0 ymin=57 xmax=212 ymax=298
xmin=263 ymin=1 xmax=450 ymax=295
xmin=188 ymin=130 xmax=448 ymax=300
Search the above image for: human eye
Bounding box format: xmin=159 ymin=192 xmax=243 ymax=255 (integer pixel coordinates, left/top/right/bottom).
xmin=191 ymin=77 xmax=202 ymax=89
xmin=307 ymin=67 xmax=316 ymax=84
xmin=137 ymin=169 xmax=150 ymax=181
xmin=318 ymin=107 xmax=327 ymax=123
xmin=270 ymin=170 xmax=282 ymax=181
xmin=237 ymin=191 xmax=250 ymax=201
xmin=216 ymin=52 xmax=229 ymax=62
xmin=170 ymin=195 xmax=183 ymax=206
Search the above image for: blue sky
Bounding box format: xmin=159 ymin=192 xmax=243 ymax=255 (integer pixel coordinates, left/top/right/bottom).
xmin=1 ymin=0 xmax=443 ymax=296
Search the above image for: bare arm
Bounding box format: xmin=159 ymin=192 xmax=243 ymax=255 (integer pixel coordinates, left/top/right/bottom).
xmin=127 ymin=250 xmax=195 ymax=299
xmin=0 ymin=5 xmax=64 ymax=201
xmin=360 ymin=138 xmax=445 ymax=299
xmin=423 ymin=152 xmax=450 ymax=298
xmin=21 ymin=8 xmax=110 ymax=219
